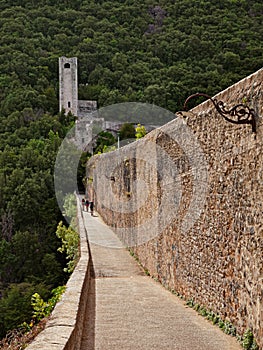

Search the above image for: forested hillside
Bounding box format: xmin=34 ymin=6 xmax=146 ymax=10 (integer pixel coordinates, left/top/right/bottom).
xmin=0 ymin=0 xmax=262 ymax=341
xmin=0 ymin=0 xmax=262 ymax=114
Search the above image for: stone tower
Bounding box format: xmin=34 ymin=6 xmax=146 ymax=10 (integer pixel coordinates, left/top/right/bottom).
xmin=59 ymin=56 xmax=78 ymax=116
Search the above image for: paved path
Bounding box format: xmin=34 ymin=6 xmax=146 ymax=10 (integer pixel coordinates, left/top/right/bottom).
xmin=80 ymin=211 xmax=242 ymax=350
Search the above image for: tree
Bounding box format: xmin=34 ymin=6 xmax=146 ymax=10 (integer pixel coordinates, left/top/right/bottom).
xmin=0 ymin=239 xmax=14 ymax=285
xmin=11 ymin=231 xmax=43 ymax=283
xmin=63 ymin=193 xmax=77 ymax=223
xmin=1 ymin=210 xmax=14 ymax=242
xmin=56 ymin=221 xmax=79 ymax=273
xmin=93 ymin=131 xmax=116 ymax=154
xmin=119 ymin=123 xmax=136 ymax=140
xmin=135 ymin=124 xmax=147 ymax=139
xmin=0 ymin=282 xmax=49 ymax=339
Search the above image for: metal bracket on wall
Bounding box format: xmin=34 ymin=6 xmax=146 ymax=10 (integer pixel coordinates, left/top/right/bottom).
xmin=183 ymin=93 xmax=256 ymax=133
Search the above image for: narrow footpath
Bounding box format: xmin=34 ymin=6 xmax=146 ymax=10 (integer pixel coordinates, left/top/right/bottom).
xmin=80 ymin=210 xmax=242 ymax=350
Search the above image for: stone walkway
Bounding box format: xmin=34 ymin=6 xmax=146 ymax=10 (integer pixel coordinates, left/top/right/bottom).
xmin=80 ymin=210 xmax=242 ymax=350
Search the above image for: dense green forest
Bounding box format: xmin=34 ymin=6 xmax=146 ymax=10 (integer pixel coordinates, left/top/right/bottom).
xmin=0 ymin=0 xmax=262 ymax=341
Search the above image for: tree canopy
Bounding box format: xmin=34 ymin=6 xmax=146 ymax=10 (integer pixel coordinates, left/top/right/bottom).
xmin=0 ymin=0 xmax=262 ymax=116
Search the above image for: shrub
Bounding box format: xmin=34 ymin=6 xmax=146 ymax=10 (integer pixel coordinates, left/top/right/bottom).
xmin=56 ymin=221 xmax=79 ymax=273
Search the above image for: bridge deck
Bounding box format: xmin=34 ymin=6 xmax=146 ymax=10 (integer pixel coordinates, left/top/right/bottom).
xmin=80 ymin=211 xmax=241 ymax=350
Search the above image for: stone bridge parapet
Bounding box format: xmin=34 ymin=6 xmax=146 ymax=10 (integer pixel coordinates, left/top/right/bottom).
xmin=27 ymin=199 xmax=91 ymax=350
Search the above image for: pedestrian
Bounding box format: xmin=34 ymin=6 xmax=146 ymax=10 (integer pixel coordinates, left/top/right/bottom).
xmin=89 ymin=201 xmax=94 ymax=216
xmin=85 ymin=199 xmax=89 ymax=212
xmin=81 ymin=198 xmax=85 ymax=211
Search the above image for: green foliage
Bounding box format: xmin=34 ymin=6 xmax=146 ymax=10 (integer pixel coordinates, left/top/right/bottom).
xmin=129 ymin=248 xmax=151 ymax=276
xmin=206 ymin=311 xmax=220 ymax=325
xmin=93 ymin=131 xmax=116 ymax=154
xmin=0 ymin=101 xmax=72 ymax=340
xmin=242 ymin=329 xmax=259 ymax=350
xmin=223 ymin=320 xmax=236 ymax=337
xmin=31 ymin=285 xmax=66 ymax=322
xmin=0 ymin=282 xmax=49 ymax=338
xmin=0 ymin=230 xmax=64 ymax=288
xmin=63 ymin=193 xmax=77 ymax=222
xmin=31 ymin=293 xmax=49 ymax=322
xmin=186 ymin=298 xmax=195 ymax=307
xmin=0 ymin=0 xmax=261 ymax=117
xmin=135 ymin=124 xmax=147 ymax=139
xmin=119 ymin=123 xmax=136 ymax=140
xmin=102 ymin=144 xmax=117 ymax=153
xmin=56 ymin=221 xmax=79 ymax=273
xmin=184 ymin=298 xmax=259 ymax=346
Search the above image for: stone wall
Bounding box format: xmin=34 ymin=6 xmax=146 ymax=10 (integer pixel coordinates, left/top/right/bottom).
xmin=27 ymin=199 xmax=91 ymax=350
xmin=87 ymin=68 xmax=263 ymax=348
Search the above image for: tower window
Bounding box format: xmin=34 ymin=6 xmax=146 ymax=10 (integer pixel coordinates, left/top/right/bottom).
xmin=64 ymin=63 xmax=71 ymax=68
xmin=68 ymin=101 xmax=71 ymax=108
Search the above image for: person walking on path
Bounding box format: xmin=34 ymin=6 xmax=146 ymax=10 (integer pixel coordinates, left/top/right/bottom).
xmin=85 ymin=199 xmax=90 ymax=212
xmin=81 ymin=198 xmax=85 ymax=211
xmin=89 ymin=201 xmax=94 ymax=216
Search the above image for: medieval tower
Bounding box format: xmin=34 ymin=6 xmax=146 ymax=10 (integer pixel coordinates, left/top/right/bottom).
xmin=59 ymin=56 xmax=101 ymax=150
xmin=59 ymin=56 xmax=78 ymax=116
xmin=58 ymin=56 xmax=156 ymax=151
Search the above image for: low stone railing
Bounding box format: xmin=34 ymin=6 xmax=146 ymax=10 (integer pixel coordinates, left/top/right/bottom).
xmin=27 ymin=200 xmax=91 ymax=350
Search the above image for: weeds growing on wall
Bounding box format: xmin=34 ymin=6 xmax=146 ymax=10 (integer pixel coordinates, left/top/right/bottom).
xmin=241 ymin=329 xmax=259 ymax=350
xmin=184 ymin=298 xmax=259 ymax=350
xmin=129 ymin=245 xmax=259 ymax=350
